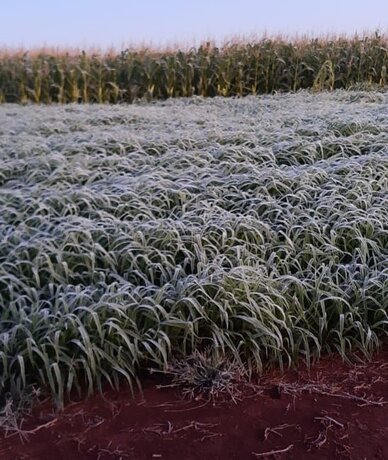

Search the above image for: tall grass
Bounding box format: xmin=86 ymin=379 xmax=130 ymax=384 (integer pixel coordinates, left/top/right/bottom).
xmin=0 ymin=90 xmax=387 ymax=408
xmin=0 ymin=33 xmax=387 ymax=103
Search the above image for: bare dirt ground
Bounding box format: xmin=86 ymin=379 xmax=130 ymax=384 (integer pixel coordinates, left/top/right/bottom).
xmin=2 ymin=349 xmax=388 ymax=460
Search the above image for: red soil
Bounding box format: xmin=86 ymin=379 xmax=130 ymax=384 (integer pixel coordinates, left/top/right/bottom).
xmin=2 ymin=350 xmax=388 ymax=460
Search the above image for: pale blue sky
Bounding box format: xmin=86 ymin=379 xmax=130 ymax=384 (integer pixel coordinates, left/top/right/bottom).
xmin=1 ymin=0 xmax=387 ymax=49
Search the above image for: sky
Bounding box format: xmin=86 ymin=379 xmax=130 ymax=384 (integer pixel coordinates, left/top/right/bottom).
xmin=1 ymin=0 xmax=387 ymax=49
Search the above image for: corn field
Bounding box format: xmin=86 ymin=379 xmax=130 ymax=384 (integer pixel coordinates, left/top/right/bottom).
xmin=0 ymin=34 xmax=388 ymax=104
xmin=1 ymin=90 xmax=387 ymax=407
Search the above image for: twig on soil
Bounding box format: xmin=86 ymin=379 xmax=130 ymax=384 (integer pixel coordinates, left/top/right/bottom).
xmin=144 ymin=420 xmax=218 ymax=437
xmin=253 ymin=443 xmax=294 ymax=457
xmin=197 ymin=432 xmax=223 ymax=442
xmin=7 ymin=417 xmax=58 ymax=437
xmin=96 ymin=445 xmax=131 ymax=459
xmin=141 ymin=400 xmax=192 ymax=409
xmin=174 ymin=421 xmax=218 ymax=434
xmin=164 ymin=399 xmax=210 ymax=412
xmin=143 ymin=421 xmax=174 ymax=436
xmin=308 ymin=413 xmax=345 ymax=451
xmin=277 ymin=382 xmax=388 ymax=407
xmin=143 ymin=420 xmax=220 ymax=443
xmin=331 ymin=391 xmax=387 ymax=406
xmin=315 ymin=416 xmax=344 ymax=428
xmin=264 ymin=423 xmax=298 ymax=440
xmin=24 ymin=417 xmax=59 ymax=433
xmin=309 ymin=431 xmax=328 ymax=449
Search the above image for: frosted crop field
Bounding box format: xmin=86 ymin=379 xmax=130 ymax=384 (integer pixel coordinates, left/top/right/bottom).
xmin=1 ymin=90 xmax=387 ymax=406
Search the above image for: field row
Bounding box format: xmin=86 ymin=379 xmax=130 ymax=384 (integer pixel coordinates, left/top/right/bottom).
xmin=0 ymin=90 xmax=387 ymax=407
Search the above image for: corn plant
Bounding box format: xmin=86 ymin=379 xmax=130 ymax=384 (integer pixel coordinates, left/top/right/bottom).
xmin=0 ymin=33 xmax=387 ymax=104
